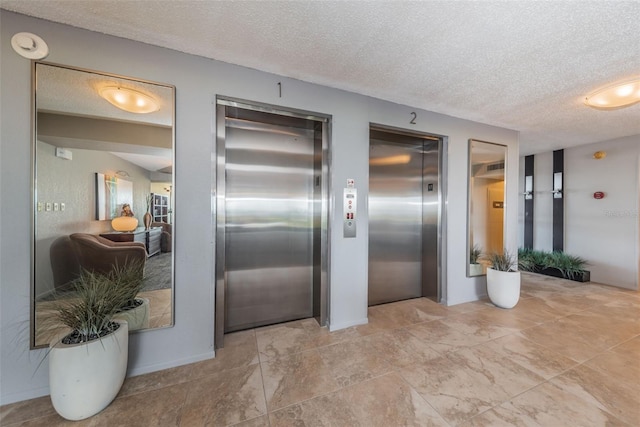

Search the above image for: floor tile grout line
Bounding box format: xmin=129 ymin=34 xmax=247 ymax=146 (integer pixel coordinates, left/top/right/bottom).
xmin=256 ymin=359 xmax=271 ymax=427
xmin=174 ymin=374 xmax=191 ymax=427
xmin=395 ymin=369 xmax=455 ymax=427
xmin=250 ymin=327 xmax=272 ymax=426
xmin=475 ymin=355 xmax=635 ymax=427
xmin=264 ymin=370 xmax=401 ymax=418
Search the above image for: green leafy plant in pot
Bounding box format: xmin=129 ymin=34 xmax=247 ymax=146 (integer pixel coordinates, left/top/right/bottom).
xmin=47 ymin=260 xmax=145 ymax=421
xmin=486 ymin=249 xmax=520 ymax=309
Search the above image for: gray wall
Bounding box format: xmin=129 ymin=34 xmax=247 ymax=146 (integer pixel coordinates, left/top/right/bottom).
xmin=1 ymin=11 xmax=519 ymax=404
xmin=518 ymin=135 xmax=639 ymax=289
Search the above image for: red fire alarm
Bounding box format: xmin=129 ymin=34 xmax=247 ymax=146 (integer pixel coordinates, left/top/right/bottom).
xmin=593 ymin=191 xmax=605 ymax=199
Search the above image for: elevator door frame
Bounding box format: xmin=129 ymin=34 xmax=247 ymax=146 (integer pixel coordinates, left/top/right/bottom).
xmin=368 ymin=123 xmax=446 ymax=304
xmin=214 ymin=97 xmax=331 ymax=349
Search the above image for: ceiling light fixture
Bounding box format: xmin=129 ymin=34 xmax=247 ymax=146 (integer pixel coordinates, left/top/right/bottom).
xmin=584 ymin=77 xmax=640 ymax=110
xmin=98 ymin=85 xmax=159 ymax=114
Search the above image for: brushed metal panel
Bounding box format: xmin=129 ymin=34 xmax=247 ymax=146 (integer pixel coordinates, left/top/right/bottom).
xmin=421 ymin=140 xmax=440 ymax=298
xmin=368 ymin=137 xmax=424 ymax=305
xmin=368 ymin=129 xmax=441 ymax=306
xmin=224 ymin=119 xmax=314 ymax=332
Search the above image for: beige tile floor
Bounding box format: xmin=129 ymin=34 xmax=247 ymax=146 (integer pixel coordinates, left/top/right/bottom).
xmin=2 ymin=273 xmax=639 ymax=426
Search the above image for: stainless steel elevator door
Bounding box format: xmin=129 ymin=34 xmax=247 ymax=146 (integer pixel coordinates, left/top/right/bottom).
xmin=224 ymin=118 xmax=314 ymax=332
xmin=368 ymin=130 xmax=440 ymax=306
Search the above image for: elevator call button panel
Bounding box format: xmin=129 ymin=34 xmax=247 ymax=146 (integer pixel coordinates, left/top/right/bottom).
xmin=343 ymin=188 xmax=357 ymax=238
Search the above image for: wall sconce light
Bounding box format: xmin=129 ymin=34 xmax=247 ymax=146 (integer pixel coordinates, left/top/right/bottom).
xmin=98 ymin=85 xmax=159 ymax=114
xmin=593 ymin=151 xmax=606 ymax=160
xmin=552 ymin=172 xmax=563 ymax=199
xmin=522 ymin=175 xmax=533 ymax=199
xmin=584 ymin=77 xmax=640 ymax=110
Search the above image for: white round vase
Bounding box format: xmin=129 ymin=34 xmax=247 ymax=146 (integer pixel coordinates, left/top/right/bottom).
xmin=49 ymin=320 xmax=128 ymax=420
xmin=486 ymin=268 xmax=521 ymax=309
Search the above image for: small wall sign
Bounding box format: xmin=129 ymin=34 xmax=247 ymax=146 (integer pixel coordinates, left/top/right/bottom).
xmin=593 ymin=191 xmax=605 ymax=199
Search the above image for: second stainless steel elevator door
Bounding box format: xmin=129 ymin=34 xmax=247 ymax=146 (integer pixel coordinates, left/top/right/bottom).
xmin=224 ymin=113 xmax=315 ymax=332
xmin=368 ymin=129 xmax=440 ymax=306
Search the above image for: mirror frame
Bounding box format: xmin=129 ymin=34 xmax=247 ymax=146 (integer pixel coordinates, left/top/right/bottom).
xmin=466 ymin=139 xmax=507 ymax=277
xmin=30 ymin=61 xmax=176 ymax=348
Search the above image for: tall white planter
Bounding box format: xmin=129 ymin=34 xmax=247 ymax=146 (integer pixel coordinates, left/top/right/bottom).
xmin=49 ymin=320 xmax=128 ymax=421
xmin=114 ymin=297 xmax=149 ymax=331
xmin=486 ymin=268 xmax=521 ymax=309
xmin=469 ymin=263 xmax=484 ymax=276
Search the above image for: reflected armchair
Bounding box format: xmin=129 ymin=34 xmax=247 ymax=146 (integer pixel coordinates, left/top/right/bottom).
xmin=151 ymin=222 xmax=172 ymax=252
xmin=50 ymin=235 xmax=81 ymax=290
xmin=69 ymin=233 xmax=147 ymax=276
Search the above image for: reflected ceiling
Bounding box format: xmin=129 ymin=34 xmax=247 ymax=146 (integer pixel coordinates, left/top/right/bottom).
xmin=36 ymin=65 xmax=173 ymax=172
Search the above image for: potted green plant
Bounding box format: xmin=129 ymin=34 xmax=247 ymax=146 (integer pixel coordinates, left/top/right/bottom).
xmin=469 ymin=244 xmax=483 ymax=276
xmin=47 ymin=262 xmax=144 ymax=421
xmin=486 ymin=249 xmax=520 ymax=309
xmin=111 ymin=260 xmax=149 ymax=331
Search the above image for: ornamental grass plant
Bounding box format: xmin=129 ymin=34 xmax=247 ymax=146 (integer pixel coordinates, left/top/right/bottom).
xmin=53 ymin=260 xmax=145 ymax=345
xmin=487 ymin=250 xmax=517 ymax=272
xmin=517 ymin=248 xmax=588 ymax=280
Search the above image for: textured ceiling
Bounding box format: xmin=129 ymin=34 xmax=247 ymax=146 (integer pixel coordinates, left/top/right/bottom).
xmin=37 ymin=63 xmax=173 ymax=126
xmin=3 ymin=0 xmax=639 ymax=155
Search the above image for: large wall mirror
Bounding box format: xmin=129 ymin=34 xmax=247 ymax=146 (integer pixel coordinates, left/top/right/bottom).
xmin=32 ymin=63 xmax=175 ymax=348
xmin=467 ymin=139 xmax=506 ymax=277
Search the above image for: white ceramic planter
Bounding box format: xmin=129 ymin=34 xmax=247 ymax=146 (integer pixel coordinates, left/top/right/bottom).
xmin=49 ymin=320 xmax=128 ymax=421
xmin=114 ymin=297 xmax=149 ymax=331
xmin=469 ymin=263 xmax=484 ymax=276
xmin=486 ymin=268 xmax=521 ymax=309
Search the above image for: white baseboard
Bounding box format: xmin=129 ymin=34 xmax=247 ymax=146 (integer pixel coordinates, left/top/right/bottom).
xmin=126 ymin=350 xmax=215 ymax=378
xmin=328 ymin=317 xmax=368 ymax=332
xmin=0 ymin=350 xmax=217 ymax=406
xmin=0 ymin=385 xmax=51 ymax=406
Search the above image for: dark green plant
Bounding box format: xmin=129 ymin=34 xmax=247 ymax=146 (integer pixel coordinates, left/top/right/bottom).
xmin=517 ymin=248 xmax=588 ymax=279
xmin=543 ymin=251 xmax=588 ymax=280
xmin=52 ymin=261 xmax=145 ymax=344
xmin=470 ymin=245 xmax=482 ymax=264
xmin=487 ymin=250 xmax=517 ymax=272
xmin=517 ymin=248 xmax=546 ymax=272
